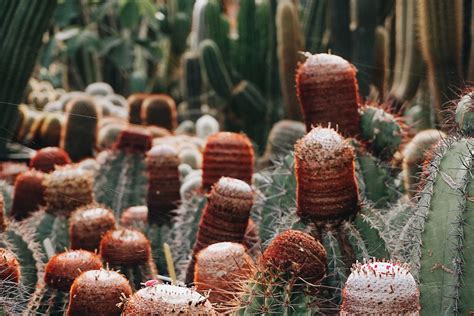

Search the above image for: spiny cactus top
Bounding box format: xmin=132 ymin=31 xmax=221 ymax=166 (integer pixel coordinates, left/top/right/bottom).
xmin=196 ymin=114 xmax=219 ymax=139
xmin=99 ymin=228 xmax=151 ymax=267
xmin=67 ymin=269 xmax=132 ymax=316
xmin=113 ymin=127 xmax=152 ymax=153
xmin=340 ymin=260 xmax=420 ymax=315
xmin=44 ymin=250 xmax=103 ymax=292
xmin=0 ymin=248 xmax=20 ymax=283
xmin=120 ymin=205 xmax=148 ymax=227
xmin=294 ymin=127 xmax=359 ymax=221
xmin=261 ymin=230 xmax=327 ymax=283
xmin=69 ymin=205 xmax=116 ymax=251
xmin=202 ymin=132 xmax=254 ymax=190
xmin=296 ymin=53 xmax=361 ymax=136
xmin=44 ymin=165 xmax=94 ymax=216
xmin=194 ymin=242 xmax=254 ymax=304
xmin=30 ymin=147 xmax=71 ymax=173
xmin=455 ymin=92 xmax=474 ymax=135
xmin=141 ymin=94 xmax=178 ymax=131
xmin=122 ymin=283 xmax=215 ymax=315
xmin=11 ymin=169 xmax=47 ymax=220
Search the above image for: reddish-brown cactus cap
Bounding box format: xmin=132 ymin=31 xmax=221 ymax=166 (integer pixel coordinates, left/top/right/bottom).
xmin=141 ymin=94 xmax=178 ymax=131
xmin=67 ymin=269 xmax=132 ymax=316
xmin=202 ymin=132 xmax=254 ymax=191
xmin=0 ymin=248 xmax=21 ymax=283
xmin=99 ymin=228 xmax=151 ymax=266
xmin=30 ymin=147 xmax=71 ymax=173
xmin=120 ymin=205 xmax=148 ymax=227
xmin=44 ymin=250 xmax=103 ymax=292
xmin=296 ymin=53 xmax=361 ymax=136
xmin=127 ymin=93 xmax=149 ymax=124
xmin=261 ymin=230 xmax=327 ymax=283
xmin=69 ymin=205 xmax=116 ymax=251
xmin=10 ymin=170 xmax=47 ymax=220
xmin=113 ymin=127 xmax=152 ymax=153
xmin=294 ymin=127 xmax=359 ymax=221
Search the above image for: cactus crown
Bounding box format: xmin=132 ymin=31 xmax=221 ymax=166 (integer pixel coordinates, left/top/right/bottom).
xmin=0 ymin=248 xmax=21 ymax=283
xmin=455 ymin=92 xmax=474 ymax=135
xmin=141 ymin=94 xmax=177 ymax=131
xmin=30 ymin=147 xmax=71 ymax=173
xmin=341 ymin=259 xmax=420 ymax=315
xmin=100 ymin=228 xmax=151 ymax=266
xmin=147 ymin=144 xmax=179 ymax=165
xmin=114 ymin=127 xmax=152 ymax=153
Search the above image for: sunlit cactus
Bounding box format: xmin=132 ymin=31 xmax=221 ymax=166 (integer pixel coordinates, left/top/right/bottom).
xmin=141 ymin=94 xmax=178 ymax=131
xmin=340 ymin=260 xmax=420 ymax=315
xmin=202 ymin=132 xmax=254 ymax=190
xmin=67 ymin=269 xmax=132 ymax=316
xmin=29 ymin=147 xmax=71 ymax=173
xmin=10 ymin=170 xmax=47 ymax=220
xmin=0 ymin=248 xmax=21 ymax=283
xmin=296 ymin=53 xmax=361 ymax=136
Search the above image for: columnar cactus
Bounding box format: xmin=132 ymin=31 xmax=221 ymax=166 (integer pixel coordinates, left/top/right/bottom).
xmin=186 ymin=177 xmax=254 ymax=283
xmin=39 ymin=113 xmax=64 ymax=147
xmin=29 ymin=147 xmax=71 ymax=173
xmin=69 ymin=205 xmax=116 ymax=251
xmin=67 ymin=269 xmax=132 ymax=316
xmin=235 ymin=230 xmax=327 ymax=314
xmin=194 ymin=242 xmax=254 ymax=305
xmin=340 ymin=260 xmax=420 ymax=315
xmin=60 ymin=97 xmax=100 ymax=162
xmin=296 ymin=53 xmax=361 ymax=136
xmin=122 ymin=283 xmax=215 ymax=315
xmin=127 ymin=93 xmax=149 ymax=124
xmin=146 ymin=145 xmax=181 ymax=224
xmin=182 ymin=52 xmax=202 ymax=111
xmin=141 ymin=95 xmax=178 ymax=131
xmin=10 ymin=170 xmax=46 ymax=220
xmin=202 ymin=132 xmax=254 ymax=190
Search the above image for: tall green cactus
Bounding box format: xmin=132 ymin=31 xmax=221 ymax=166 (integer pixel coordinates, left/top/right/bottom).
xmin=182 ymin=52 xmax=202 ymax=112
xmin=0 ymin=0 xmax=57 ymax=154
xmin=234 ymin=0 xmax=258 ymax=85
xmin=302 ymin=0 xmax=328 ymax=53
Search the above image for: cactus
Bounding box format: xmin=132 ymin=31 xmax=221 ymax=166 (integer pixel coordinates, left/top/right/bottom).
xmin=296 ymin=53 xmax=361 ymax=136
xmin=455 ymin=92 xmax=474 ymax=135
xmin=185 ymin=177 xmax=254 ymax=284
xmin=201 ymin=132 xmax=254 ymax=191
xmin=141 ymin=94 xmax=178 ymax=131
xmin=10 ymin=170 xmax=47 ymax=221
xmin=97 ymin=122 xmax=127 ymax=150
xmin=85 ymin=82 xmax=114 ymax=97
xmin=122 ymin=283 xmax=215 ymax=315
xmin=402 ymin=129 xmax=445 ymax=196
xmin=199 ymin=39 xmax=233 ymax=99
xmin=39 ymin=113 xmax=64 ymax=148
xmin=0 ymin=0 xmax=57 ymax=153
xmin=194 ymin=242 xmax=254 ymax=305
xmin=234 ymin=0 xmax=258 ymax=85
xmin=418 ymin=0 xmax=464 ymax=124
xmin=95 ymin=127 xmax=151 ymax=218
xmin=30 ymin=147 xmax=71 ymax=173
xmin=127 ymin=93 xmax=149 ymax=124
xmin=69 ymin=205 xmax=116 ymax=251
xmin=340 ymin=260 xmax=420 ymax=315
xmin=276 ymin=0 xmax=304 ymax=120
xmin=99 ymin=228 xmax=158 ymax=290
xmin=120 ymin=206 xmax=148 ymax=227
xmin=66 ymin=269 xmax=132 ymax=316
xmin=182 ymin=52 xmax=202 ymax=111
xmin=234 ymin=230 xmax=327 ymax=314
xmin=146 ymin=145 xmax=181 ymax=225
xmin=196 ymin=114 xmax=219 ymax=139
xmin=302 ymin=0 xmax=328 ymax=53
xmin=60 ymin=97 xmax=100 ymax=162
xmin=0 ymin=248 xmax=21 ymax=283
xmin=359 ymin=105 xmax=403 ymax=160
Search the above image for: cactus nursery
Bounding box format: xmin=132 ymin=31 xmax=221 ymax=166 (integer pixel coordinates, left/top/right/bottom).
xmin=1 ymin=0 xmax=474 ymax=315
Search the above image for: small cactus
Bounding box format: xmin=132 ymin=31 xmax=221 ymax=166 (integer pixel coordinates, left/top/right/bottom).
xmin=340 ymin=260 xmax=420 ymax=315
xmin=202 ymin=132 xmax=254 ymax=190
xmin=67 ymin=269 xmax=132 ymax=316
xmin=120 ymin=206 xmax=148 ymax=227
xmin=29 ymin=147 xmax=71 ymax=173
xmin=69 ymin=205 xmax=116 ymax=251
xmin=85 ymin=82 xmax=114 ymax=97
xmin=127 ymin=93 xmax=149 ymax=124
xmin=113 ymin=127 xmax=152 ymax=153
xmin=122 ymin=283 xmax=215 ymax=315
xmin=10 ymin=170 xmax=47 ymax=220
xmin=0 ymin=248 xmax=21 ymax=283
xmin=296 ymin=53 xmax=361 ymax=136
xmin=39 ymin=113 xmax=64 ymax=147
xmin=44 ymin=250 xmax=103 ymax=292
xmin=194 ymin=242 xmax=254 ymax=304
xmin=196 ymin=114 xmax=219 ymax=139
xmin=295 ymin=127 xmax=359 ymax=221
xmin=455 ymin=92 xmax=474 ymax=135
xmin=141 ymin=94 xmax=178 ymax=131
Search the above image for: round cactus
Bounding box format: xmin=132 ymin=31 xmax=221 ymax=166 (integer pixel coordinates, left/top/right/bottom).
xmin=113 ymin=127 xmax=152 ymax=153
xmin=141 ymin=94 xmax=178 ymax=131
xmin=44 ymin=166 xmax=94 ymax=216
xmin=296 ymin=53 xmax=361 ymax=136
xmin=10 ymin=170 xmax=47 ymax=220
xmin=97 ymin=122 xmax=126 ymax=150
xmin=85 ymin=82 xmax=114 ymax=97
xmin=146 ymin=145 xmax=181 ymax=224
xmin=30 ymin=147 xmax=71 ymax=173
xmin=455 ymin=92 xmax=474 ymax=135
xmin=340 ymin=260 xmax=420 ymax=315
xmin=179 ymin=148 xmax=202 ymax=169
xmin=99 ymin=228 xmax=151 ymax=267
xmin=120 ymin=206 xmax=148 ymax=227
xmin=196 ymin=114 xmax=219 ymax=139
xmin=194 ymin=242 xmax=254 ymax=304
xmin=69 ymin=205 xmax=116 ymax=251
xmin=127 ymin=93 xmax=149 ymax=124
xmin=44 ymin=250 xmax=103 ymax=292
xmin=202 ymin=132 xmax=254 ymax=190
xmin=294 ymin=127 xmax=359 ymax=221
xmin=67 ymin=269 xmax=132 ymax=316
xmin=0 ymin=248 xmax=21 ymax=283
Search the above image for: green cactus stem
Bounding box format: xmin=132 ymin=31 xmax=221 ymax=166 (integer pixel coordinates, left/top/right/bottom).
xmin=199 ymin=39 xmax=233 ymax=99
xmin=455 ymin=92 xmax=474 ymax=135
xmin=182 ymin=52 xmax=202 ymax=111
xmin=302 ymin=0 xmax=328 ymax=53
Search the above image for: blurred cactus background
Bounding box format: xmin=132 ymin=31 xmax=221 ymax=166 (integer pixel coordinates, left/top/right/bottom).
xmin=0 ymin=0 xmax=473 ymax=314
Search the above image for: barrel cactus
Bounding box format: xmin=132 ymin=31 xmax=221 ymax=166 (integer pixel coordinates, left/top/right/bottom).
xmin=10 ymin=170 xmax=46 ymax=220
xmin=141 ymin=94 xmax=178 ymax=131
xmin=29 ymin=147 xmax=71 ymax=173
xmin=127 ymin=93 xmax=149 ymax=124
